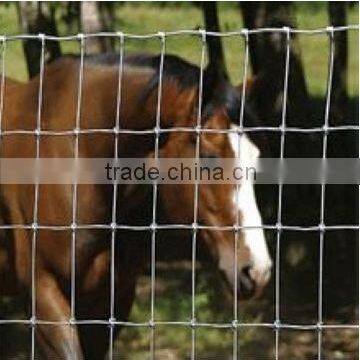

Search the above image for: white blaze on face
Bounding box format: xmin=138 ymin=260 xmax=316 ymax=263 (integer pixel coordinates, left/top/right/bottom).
xmin=229 ymin=126 xmax=272 ymax=284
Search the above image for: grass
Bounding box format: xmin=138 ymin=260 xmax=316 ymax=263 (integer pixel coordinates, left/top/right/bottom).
xmin=0 ymin=2 xmax=358 ymax=96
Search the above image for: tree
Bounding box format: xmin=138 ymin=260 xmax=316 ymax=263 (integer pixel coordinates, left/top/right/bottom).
xmin=16 ymin=2 xmax=61 ymax=78
xmin=328 ymin=2 xmax=348 ymax=124
xmin=201 ymin=2 xmax=228 ymax=80
xmin=80 ymin=1 xmax=115 ymax=54
xmin=239 ymin=2 xmax=310 ymax=127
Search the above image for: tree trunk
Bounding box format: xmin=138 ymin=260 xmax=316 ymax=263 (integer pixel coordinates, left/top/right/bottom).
xmin=239 ymin=2 xmax=310 ymax=127
xmin=239 ymin=3 xmax=260 ymax=74
xmin=80 ymin=1 xmax=113 ymax=54
xmin=328 ymin=2 xmax=348 ymax=124
xmin=99 ymin=2 xmax=116 ymax=51
xmin=202 ymin=2 xmax=228 ymax=80
xmin=63 ymin=2 xmax=81 ymax=34
xmin=16 ymin=2 xmax=61 ymax=78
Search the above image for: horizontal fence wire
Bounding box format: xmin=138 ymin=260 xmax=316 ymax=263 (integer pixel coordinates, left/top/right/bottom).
xmin=0 ymin=24 xmax=358 ymax=42
xmin=0 ymin=25 xmax=359 ymax=360
xmin=0 ymin=125 xmax=359 ymax=136
xmin=0 ymin=224 xmax=359 ymax=231
xmin=0 ymin=319 xmax=357 ymax=330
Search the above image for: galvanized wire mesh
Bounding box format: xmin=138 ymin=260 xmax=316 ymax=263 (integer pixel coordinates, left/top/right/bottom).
xmin=0 ymin=25 xmax=359 ymax=359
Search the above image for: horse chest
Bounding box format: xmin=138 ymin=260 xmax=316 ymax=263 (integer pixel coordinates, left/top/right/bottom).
xmin=81 ymin=250 xmax=110 ymax=293
xmin=71 ymin=229 xmax=110 ymax=293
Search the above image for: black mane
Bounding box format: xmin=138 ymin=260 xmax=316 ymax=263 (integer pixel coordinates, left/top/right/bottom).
xmin=83 ymin=52 xmax=200 ymax=91
xmin=65 ymin=52 xmax=258 ymax=126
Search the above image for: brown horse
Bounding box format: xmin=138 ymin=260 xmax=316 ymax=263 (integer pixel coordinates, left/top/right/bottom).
xmin=0 ymin=53 xmax=272 ymax=359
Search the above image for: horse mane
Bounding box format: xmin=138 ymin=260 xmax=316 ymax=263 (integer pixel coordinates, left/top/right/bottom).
xmin=79 ymin=52 xmax=244 ymax=122
xmin=49 ymin=53 xmax=262 ymax=131
xmin=83 ymin=52 xmax=200 ymax=88
xmin=77 ymin=52 xmax=200 ymax=108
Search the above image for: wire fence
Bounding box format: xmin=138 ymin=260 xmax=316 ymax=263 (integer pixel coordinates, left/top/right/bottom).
xmin=0 ymin=25 xmax=359 ymax=359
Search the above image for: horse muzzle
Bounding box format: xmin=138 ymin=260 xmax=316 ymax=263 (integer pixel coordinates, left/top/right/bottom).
xmin=238 ymin=262 xmax=272 ymax=300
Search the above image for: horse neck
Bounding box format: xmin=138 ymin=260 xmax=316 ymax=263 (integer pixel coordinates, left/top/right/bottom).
xmin=116 ymin=75 xmax=197 ymax=157
xmin=2 ymin=77 xmax=38 ymax=130
xmin=120 ymin=76 xmax=197 ymax=130
xmin=1 ymin=62 xmax=197 ymax=157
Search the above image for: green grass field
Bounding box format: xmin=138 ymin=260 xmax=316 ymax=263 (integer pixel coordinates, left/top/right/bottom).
xmin=0 ymin=2 xmax=358 ymax=359
xmin=0 ymin=2 xmax=358 ymax=96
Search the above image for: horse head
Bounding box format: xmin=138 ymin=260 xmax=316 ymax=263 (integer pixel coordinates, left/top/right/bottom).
xmin=154 ymin=66 xmax=272 ymax=299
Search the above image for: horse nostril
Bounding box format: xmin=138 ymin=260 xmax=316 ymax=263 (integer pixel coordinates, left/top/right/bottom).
xmin=238 ymin=265 xmax=255 ymax=299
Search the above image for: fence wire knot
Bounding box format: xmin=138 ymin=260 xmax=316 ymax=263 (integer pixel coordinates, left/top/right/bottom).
xmin=322 ymin=124 xmax=329 ymax=135
xmin=241 ymin=28 xmax=249 ymax=39
xmin=191 ymin=222 xmax=198 ymax=232
xmin=148 ymin=320 xmax=155 ymax=329
xmin=153 ymin=126 xmax=160 ymax=135
xmin=38 ymin=33 xmax=45 ymax=43
xmin=31 ymin=222 xmax=38 ymax=232
xmin=29 ymin=316 xmax=36 ymax=327
xmin=117 ymin=31 xmax=125 ymax=44
xmin=282 ymin=26 xmax=290 ymax=33
xmin=326 ymin=26 xmax=335 ymax=36
xmin=198 ymin=28 xmax=206 ymax=43
xmin=274 ymin=319 xmax=281 ymax=330
xmin=158 ymin=31 xmax=166 ymax=43
xmin=150 ymin=222 xmax=157 ymax=232
xmin=232 ymin=319 xmax=239 ymax=329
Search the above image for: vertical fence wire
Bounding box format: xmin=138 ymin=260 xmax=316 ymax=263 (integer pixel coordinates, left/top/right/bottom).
xmin=190 ymin=29 xmax=207 ymax=360
xmin=232 ymin=28 xmax=250 ymax=360
xmin=70 ymin=34 xmax=85 ymax=358
xmin=274 ymin=27 xmax=291 ymax=359
xmin=109 ymin=32 xmax=125 ymax=359
xmin=0 ymin=36 xmax=5 ymax=133
xmin=0 ymin=36 xmax=4 ymax=360
xmin=30 ymin=34 xmax=45 ymax=360
xmin=317 ymin=26 xmax=335 ymax=359
xmin=149 ymin=32 xmax=166 ymax=359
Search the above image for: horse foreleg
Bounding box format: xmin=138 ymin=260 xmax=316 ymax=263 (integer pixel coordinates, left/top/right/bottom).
xmin=35 ymin=271 xmax=83 ymax=359
xmin=77 ymin=288 xmax=111 ymax=360
xmin=78 ymin=322 xmax=110 ymax=360
xmin=77 ymin=273 xmax=138 ymax=359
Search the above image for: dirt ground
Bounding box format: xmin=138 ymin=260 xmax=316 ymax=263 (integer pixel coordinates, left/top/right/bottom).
xmin=113 ymin=260 xmax=358 ymax=360
xmin=0 ymin=258 xmax=358 ymax=359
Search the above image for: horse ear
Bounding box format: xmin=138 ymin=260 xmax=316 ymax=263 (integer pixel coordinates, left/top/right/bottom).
xmin=202 ymin=66 xmax=239 ymax=118
xmin=235 ymin=76 xmax=259 ymax=97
